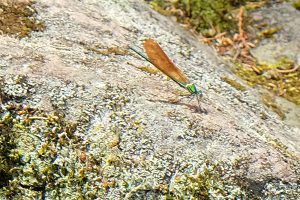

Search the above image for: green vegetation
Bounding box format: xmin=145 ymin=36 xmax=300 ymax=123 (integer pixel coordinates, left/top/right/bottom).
xmin=293 ymin=0 xmax=300 ymax=10
xmin=172 ymin=0 xmax=240 ymax=36
xmin=0 ymin=102 xmax=81 ymax=199
xmin=234 ymin=58 xmax=300 ymax=106
xmin=164 ymin=160 xmax=247 ymax=199
xmin=150 ymin=0 xmax=264 ymax=36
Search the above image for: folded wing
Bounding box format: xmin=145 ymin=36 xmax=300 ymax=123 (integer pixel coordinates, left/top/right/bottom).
xmin=144 ymin=39 xmax=190 ymax=84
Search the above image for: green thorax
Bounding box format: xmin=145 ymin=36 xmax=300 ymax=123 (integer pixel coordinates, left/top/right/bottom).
xmin=177 ymin=82 xmax=202 ymax=95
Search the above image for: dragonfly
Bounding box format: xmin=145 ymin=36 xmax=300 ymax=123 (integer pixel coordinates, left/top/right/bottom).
xmin=129 ymin=39 xmax=203 ymax=112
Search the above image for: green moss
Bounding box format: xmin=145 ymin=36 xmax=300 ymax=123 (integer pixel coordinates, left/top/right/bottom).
xmin=175 ymin=0 xmax=241 ymax=36
xmin=293 ymin=0 xmax=300 ymax=10
xmin=148 ymin=0 xmax=265 ymax=36
xmin=162 ymin=160 xmax=250 ymax=199
xmin=233 ymin=57 xmax=300 ymax=106
xmin=0 ymin=110 xmax=19 ymax=188
xmin=150 ymin=0 xmax=172 ymax=16
xmin=0 ymin=103 xmax=82 ymax=198
xmin=148 ymin=0 xmax=273 ymax=37
xmin=259 ymin=26 xmax=282 ymax=38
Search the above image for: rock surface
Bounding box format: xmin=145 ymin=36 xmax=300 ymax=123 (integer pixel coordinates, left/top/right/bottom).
xmin=0 ymin=0 xmax=299 ymax=199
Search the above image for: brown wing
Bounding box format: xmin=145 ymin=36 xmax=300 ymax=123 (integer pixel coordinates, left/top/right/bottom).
xmin=143 ymin=39 xmax=190 ymax=84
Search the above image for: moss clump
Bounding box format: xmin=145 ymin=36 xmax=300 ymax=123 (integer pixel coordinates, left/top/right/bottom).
xmin=149 ymin=0 xmax=271 ymax=37
xmin=0 ymin=102 xmax=81 ymax=199
xmin=150 ymin=0 xmax=174 ymax=16
xmin=149 ymin=0 xmax=264 ymax=36
xmin=233 ymin=57 xmax=300 ymax=106
xmin=162 ymin=160 xmax=249 ymax=199
xmin=0 ymin=108 xmax=20 ymax=188
xmin=0 ymin=1 xmax=45 ymax=38
xmin=259 ymin=26 xmax=282 ymax=38
xmin=174 ymin=0 xmax=241 ymax=36
xmin=293 ymin=0 xmax=300 ymax=10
